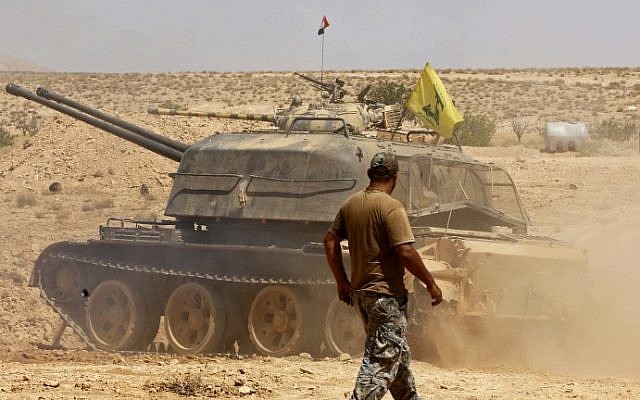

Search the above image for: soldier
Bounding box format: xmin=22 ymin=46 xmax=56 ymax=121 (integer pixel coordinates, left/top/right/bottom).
xmin=324 ymin=151 xmax=443 ymax=400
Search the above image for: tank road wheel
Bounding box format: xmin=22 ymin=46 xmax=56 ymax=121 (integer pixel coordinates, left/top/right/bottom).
xmin=164 ymin=282 xmax=226 ymax=355
xmin=40 ymin=262 xmax=85 ymax=304
xmin=248 ymin=285 xmax=308 ymax=356
xmin=324 ymin=297 xmax=365 ymax=357
xmin=85 ymin=279 xmax=147 ymax=351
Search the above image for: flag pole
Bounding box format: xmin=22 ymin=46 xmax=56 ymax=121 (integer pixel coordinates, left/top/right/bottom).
xmin=320 ymin=33 xmax=325 ymax=85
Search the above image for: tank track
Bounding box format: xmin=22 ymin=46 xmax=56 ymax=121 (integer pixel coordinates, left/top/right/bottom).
xmin=39 ymin=247 xmax=335 ymax=353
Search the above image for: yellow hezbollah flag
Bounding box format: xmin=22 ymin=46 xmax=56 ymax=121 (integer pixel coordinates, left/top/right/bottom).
xmin=406 ymin=63 xmax=463 ymax=138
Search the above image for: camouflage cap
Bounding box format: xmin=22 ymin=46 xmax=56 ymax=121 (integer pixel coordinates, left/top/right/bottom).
xmin=368 ymin=152 xmax=399 ymax=179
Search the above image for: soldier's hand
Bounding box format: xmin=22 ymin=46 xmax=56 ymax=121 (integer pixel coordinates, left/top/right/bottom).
xmin=337 ymin=281 xmax=353 ymax=306
xmin=428 ymin=283 xmax=443 ymax=306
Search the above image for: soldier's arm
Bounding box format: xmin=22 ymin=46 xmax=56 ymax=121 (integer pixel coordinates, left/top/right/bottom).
xmin=324 ymin=231 xmax=352 ymax=305
xmin=394 ymin=243 xmax=442 ymax=306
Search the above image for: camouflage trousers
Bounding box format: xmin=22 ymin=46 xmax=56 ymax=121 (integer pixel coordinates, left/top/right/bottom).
xmin=350 ymin=291 xmax=420 ymax=400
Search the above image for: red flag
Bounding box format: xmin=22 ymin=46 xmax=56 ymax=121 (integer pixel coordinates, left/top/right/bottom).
xmin=317 ymin=16 xmax=330 ymax=35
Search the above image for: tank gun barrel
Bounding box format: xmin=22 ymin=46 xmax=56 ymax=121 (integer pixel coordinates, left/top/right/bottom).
xmin=148 ymin=107 xmax=277 ymax=124
xmin=37 ymin=87 xmax=188 ymax=153
xmin=5 ymin=83 xmax=184 ymax=162
xmin=294 ymin=72 xmax=347 ymax=102
xmin=294 ymin=72 xmax=329 ymax=91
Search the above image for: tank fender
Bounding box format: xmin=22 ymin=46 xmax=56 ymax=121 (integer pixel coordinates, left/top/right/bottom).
xmin=29 ymin=241 xmax=75 ymax=287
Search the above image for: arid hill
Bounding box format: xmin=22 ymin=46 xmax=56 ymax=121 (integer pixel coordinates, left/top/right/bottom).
xmin=0 ymin=55 xmax=50 ymax=72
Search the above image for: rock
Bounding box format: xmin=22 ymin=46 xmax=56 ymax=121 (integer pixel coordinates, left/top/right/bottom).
xmin=300 ymin=367 xmax=314 ymax=375
xmin=238 ymin=385 xmax=254 ymax=394
xmin=43 ymin=380 xmax=60 ymax=388
xmin=299 ymin=352 xmax=312 ymax=359
xmin=338 ymin=353 xmax=351 ymax=361
xmin=569 ymin=183 xmax=578 ymax=190
xmin=169 ymin=358 xmax=179 ymax=365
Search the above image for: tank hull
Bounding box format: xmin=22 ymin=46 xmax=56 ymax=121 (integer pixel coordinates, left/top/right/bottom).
xmin=32 ymin=226 xmax=587 ymax=362
xmin=32 ymin=238 xmax=339 ymax=355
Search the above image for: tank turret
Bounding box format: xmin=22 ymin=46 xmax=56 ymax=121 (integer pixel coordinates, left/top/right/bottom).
xmin=148 ymin=103 xmax=349 ymax=134
xmin=293 ymin=72 xmax=405 ymax=132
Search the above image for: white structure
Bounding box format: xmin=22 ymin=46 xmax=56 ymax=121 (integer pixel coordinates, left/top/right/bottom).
xmin=544 ymin=122 xmax=588 ymax=152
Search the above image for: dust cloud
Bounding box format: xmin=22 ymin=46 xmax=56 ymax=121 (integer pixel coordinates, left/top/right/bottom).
xmin=415 ymin=210 xmax=640 ymax=378
xmin=504 ymin=219 xmax=640 ymax=377
xmin=561 ymin=222 xmax=640 ymax=377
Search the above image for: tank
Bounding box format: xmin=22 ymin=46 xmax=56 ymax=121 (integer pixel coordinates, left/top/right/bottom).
xmin=6 ymin=83 xmax=586 ymax=362
xmin=148 ymin=96 xmax=352 ymax=134
xmin=149 ymin=72 xmax=404 ymax=136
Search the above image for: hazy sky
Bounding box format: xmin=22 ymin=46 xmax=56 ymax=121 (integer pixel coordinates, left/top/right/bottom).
xmin=1 ymin=0 xmax=639 ymax=72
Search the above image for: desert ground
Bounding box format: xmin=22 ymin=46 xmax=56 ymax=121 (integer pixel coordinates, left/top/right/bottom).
xmin=0 ymin=68 xmax=639 ymax=399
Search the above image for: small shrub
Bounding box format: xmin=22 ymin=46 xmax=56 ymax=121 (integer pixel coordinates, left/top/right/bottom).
xmin=157 ymin=100 xmax=186 ymax=110
xmin=82 ymin=198 xmax=114 ymax=212
xmin=55 ymin=208 xmax=72 ymax=222
xmin=449 ymin=113 xmax=496 ymax=146
xmin=367 ymin=80 xmax=411 ymax=105
xmin=511 ymin=119 xmax=528 ymax=143
xmin=16 ymin=116 xmax=41 ymax=136
xmin=144 ymin=373 xmax=205 ymax=396
xmin=591 ymin=118 xmax=638 ymax=141
xmin=16 ymin=192 xmax=38 ymax=208
xmin=0 ymin=127 xmax=13 ymax=147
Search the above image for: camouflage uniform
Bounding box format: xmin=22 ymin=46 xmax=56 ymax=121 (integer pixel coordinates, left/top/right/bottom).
xmin=351 ymin=291 xmax=419 ymax=400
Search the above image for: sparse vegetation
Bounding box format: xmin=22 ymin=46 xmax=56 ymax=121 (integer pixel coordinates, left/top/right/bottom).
xmin=511 ymin=119 xmax=528 ymax=143
xmin=81 ymin=197 xmax=114 ymax=212
xmin=15 ymin=192 xmax=37 ymax=208
xmin=55 ymin=207 xmax=72 ymax=222
xmin=94 ymin=198 xmax=114 ymax=209
xmin=15 ymin=115 xmax=41 ymax=136
xmin=591 ymin=118 xmax=639 ymax=141
xmin=157 ymin=100 xmax=186 ymax=110
xmin=0 ymin=127 xmax=13 ymax=147
xmin=367 ymin=80 xmax=410 ymax=105
xmin=449 ymin=113 xmax=496 ymax=146
xmin=144 ymin=373 xmax=206 ymax=396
